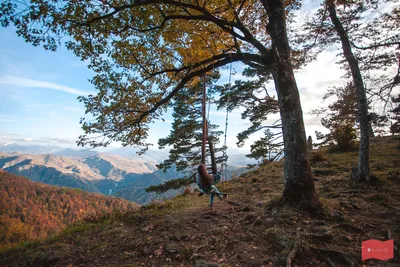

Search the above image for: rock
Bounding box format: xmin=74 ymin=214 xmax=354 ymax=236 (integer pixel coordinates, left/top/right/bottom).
xmin=211 ymin=226 xmax=229 ymax=235
xmin=239 ymin=206 xmax=251 ymax=212
xmin=242 ymin=213 xmax=257 ymax=223
xmin=256 ymin=201 xmax=264 ymax=207
xmin=31 ymin=256 xmax=60 ymax=267
xmin=314 ymin=220 xmax=326 ymax=226
xmin=195 ymin=260 xmax=220 ymax=267
xmin=331 ymin=210 xmax=345 ymax=220
xmin=164 ymin=243 xmax=179 ymax=254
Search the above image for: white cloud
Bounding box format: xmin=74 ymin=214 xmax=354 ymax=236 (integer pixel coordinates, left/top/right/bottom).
xmin=0 ymin=119 xmax=16 ymax=122
xmin=0 ymin=75 xmax=94 ymax=96
xmin=209 ymin=110 xmax=228 ymax=117
xmin=0 ymin=133 xmax=78 ymax=146
xmin=0 ymin=114 xmax=47 ymax=122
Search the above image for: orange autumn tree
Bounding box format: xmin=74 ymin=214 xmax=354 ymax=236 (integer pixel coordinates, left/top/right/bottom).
xmin=0 ymin=0 xmax=321 ymax=211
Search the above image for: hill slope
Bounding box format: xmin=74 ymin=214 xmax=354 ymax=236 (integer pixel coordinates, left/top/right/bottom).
xmin=0 ymin=171 xmax=139 ymax=247
xmin=0 ymin=152 xmax=167 ymax=203
xmin=1 ymin=136 xmax=399 ymax=266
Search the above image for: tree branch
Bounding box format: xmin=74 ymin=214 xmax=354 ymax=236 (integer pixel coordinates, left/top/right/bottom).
xmin=134 ymin=52 xmax=266 ymax=126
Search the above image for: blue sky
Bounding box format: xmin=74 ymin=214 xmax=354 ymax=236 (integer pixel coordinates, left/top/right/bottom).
xmin=0 ymin=23 xmax=343 ymax=156
xmin=0 ymin=25 xmax=254 ymax=154
xmin=1 ymin=1 xmax=398 ymax=160
xmin=0 ymin=27 xmax=93 ymax=142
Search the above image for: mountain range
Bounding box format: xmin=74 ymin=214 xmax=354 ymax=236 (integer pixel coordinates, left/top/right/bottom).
xmin=0 ymin=152 xmax=175 ymax=204
xmin=0 ymin=145 xmax=249 ymax=204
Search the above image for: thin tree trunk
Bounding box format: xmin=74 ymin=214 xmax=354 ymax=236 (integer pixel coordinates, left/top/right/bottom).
xmin=327 ymin=0 xmax=370 ymax=182
xmin=262 ymin=0 xmax=321 ymax=212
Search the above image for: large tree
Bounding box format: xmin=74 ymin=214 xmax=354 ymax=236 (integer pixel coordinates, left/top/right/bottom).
xmin=303 ymin=0 xmax=399 ymax=182
xmin=0 ymin=0 xmax=321 ymax=210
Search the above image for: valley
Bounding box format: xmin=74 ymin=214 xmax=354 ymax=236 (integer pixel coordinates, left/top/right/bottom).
xmin=0 ymin=146 xmax=248 ymax=204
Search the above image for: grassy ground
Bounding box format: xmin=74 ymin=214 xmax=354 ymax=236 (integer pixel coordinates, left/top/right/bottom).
xmin=0 ymin=136 xmax=399 ymax=266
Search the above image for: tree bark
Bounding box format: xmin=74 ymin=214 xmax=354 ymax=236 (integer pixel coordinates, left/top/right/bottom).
xmin=262 ymin=0 xmax=321 ymax=211
xmin=327 ymin=0 xmax=370 ymax=182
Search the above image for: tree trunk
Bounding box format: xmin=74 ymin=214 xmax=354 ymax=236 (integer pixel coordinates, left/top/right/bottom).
xmin=262 ymin=0 xmax=321 ymax=212
xmin=327 ymin=0 xmax=370 ymax=182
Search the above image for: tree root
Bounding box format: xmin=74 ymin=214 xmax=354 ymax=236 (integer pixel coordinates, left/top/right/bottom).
xmin=189 ymin=242 xmax=208 ymax=261
xmin=311 ymin=247 xmax=354 ymax=267
xmin=286 ymin=231 xmax=301 ymax=267
xmin=384 ymin=203 xmax=400 ymax=210
xmin=327 ymin=189 xmax=374 ymax=198
xmin=326 ymin=257 xmax=336 ymax=267
xmin=246 ymin=216 xmax=261 ymax=233
xmin=226 ymin=201 xmax=241 ymax=206
xmin=331 ymin=223 xmax=363 ymax=233
xmin=309 ymin=232 xmax=335 ymax=242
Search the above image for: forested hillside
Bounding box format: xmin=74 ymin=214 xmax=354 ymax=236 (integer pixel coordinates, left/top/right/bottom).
xmin=0 ymin=170 xmax=139 ymax=247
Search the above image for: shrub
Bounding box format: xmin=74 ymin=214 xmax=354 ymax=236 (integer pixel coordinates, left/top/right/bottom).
xmin=310 ymin=151 xmax=327 ymax=164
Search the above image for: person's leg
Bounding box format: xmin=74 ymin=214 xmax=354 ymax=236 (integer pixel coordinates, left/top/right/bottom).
xmin=209 ymin=193 xmax=214 ymax=209
xmin=211 ymin=185 xmax=223 ymax=201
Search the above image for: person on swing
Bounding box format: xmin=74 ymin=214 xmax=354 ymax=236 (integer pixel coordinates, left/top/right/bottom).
xmin=196 ymin=164 xmax=223 ymax=209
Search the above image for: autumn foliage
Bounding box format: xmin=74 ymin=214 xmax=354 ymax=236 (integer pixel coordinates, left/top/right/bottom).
xmin=0 ymin=171 xmax=139 ymax=247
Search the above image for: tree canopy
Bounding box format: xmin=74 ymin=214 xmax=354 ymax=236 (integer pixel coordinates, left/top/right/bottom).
xmin=0 ymin=0 xmax=294 ymax=149
xmin=0 ymin=0 xmax=323 ymax=209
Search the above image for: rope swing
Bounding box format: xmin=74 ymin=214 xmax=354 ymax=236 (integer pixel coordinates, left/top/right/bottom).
xmin=222 ymin=59 xmax=233 ymax=181
xmin=196 ymin=65 xmax=233 ymax=209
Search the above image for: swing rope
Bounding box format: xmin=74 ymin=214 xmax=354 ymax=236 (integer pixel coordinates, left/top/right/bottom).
xmin=197 ymin=67 xmax=229 ymax=208
xmin=222 ymin=57 xmax=233 ymax=181
xmin=201 ymin=74 xmax=207 ymax=165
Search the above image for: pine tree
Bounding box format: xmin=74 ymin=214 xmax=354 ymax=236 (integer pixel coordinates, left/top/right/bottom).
xmin=313 ymin=82 xmax=358 ymax=151
xmin=217 ymin=67 xmax=282 ymax=161
xmin=246 ymin=129 xmax=283 ymax=163
xmin=146 ymin=72 xmax=226 ymax=193
xmin=158 ymin=71 xmax=225 ymax=173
